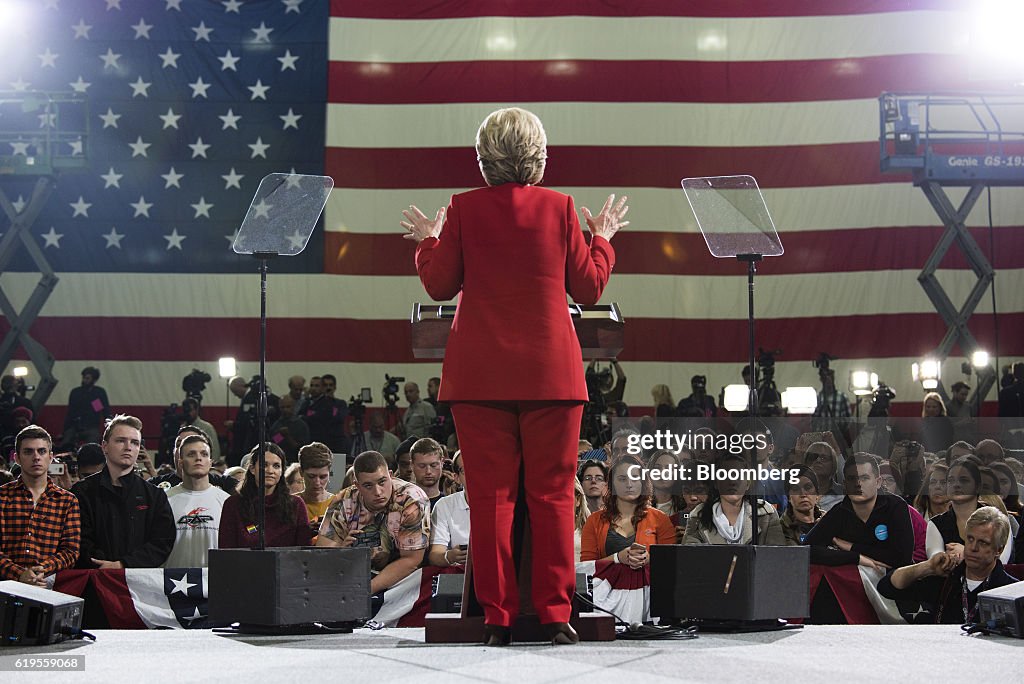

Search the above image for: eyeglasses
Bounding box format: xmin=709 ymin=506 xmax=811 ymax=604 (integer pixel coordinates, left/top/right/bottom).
xmin=582 ymin=475 xmax=605 ymax=482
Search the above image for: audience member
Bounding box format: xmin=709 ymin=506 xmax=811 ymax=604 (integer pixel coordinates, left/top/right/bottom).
xmin=991 ymin=461 xmax=1022 ymax=519
xmin=75 ymin=443 xmax=106 ymax=479
xmin=572 ymin=477 xmax=589 ymax=562
xmin=298 ymin=442 xmax=335 ymax=530
xmin=363 ymin=412 xmax=400 ymax=459
xmin=285 ymin=463 xmax=304 ymax=494
xmin=428 ymin=451 xmax=469 ymax=568
xmin=73 ymin=415 xmax=176 ymax=568
xmin=650 ymin=384 xmax=675 ymax=418
xmin=303 ymin=373 xmax=348 ymax=454
xmin=410 ymin=437 xmax=446 ymax=507
xmin=317 ymin=451 xmax=430 ymax=595
xmin=888 ymin=440 xmax=926 ymax=503
xmin=920 ymin=392 xmax=955 ymax=453
xmin=676 ymin=375 xmax=718 ymax=418
xmin=181 ymin=398 xmax=221 ymax=464
xmin=0 ymin=425 xmax=81 ymax=584
xmin=150 ymin=425 xmax=238 ymax=495
xmin=975 ymin=439 xmax=1005 ymax=466
xmin=394 ymin=437 xmax=416 ymax=481
xmin=879 ymin=507 xmax=1018 ymax=623
xmin=947 ymin=381 xmax=977 ymax=444
xmin=296 ymin=375 xmax=320 ymax=416
xmin=578 ymin=460 xmax=608 ymax=515
xmin=913 ymin=463 xmax=950 ymax=519
xmin=400 ymin=382 xmax=436 ymax=440
xmin=269 ymin=393 xmax=310 ymax=463
xmin=803 ymin=454 xmax=914 ymax=571
xmin=803 ymin=440 xmax=845 ymax=511
xmin=780 ymin=465 xmax=823 ymax=546
xmin=62 ymin=366 xmax=113 ymax=446
xmin=219 ymin=443 xmax=311 ymax=549
xmin=997 ymin=361 xmax=1024 ymax=417
xmin=164 ymin=433 xmax=231 ymax=567
xmin=683 ymin=452 xmax=784 ymax=545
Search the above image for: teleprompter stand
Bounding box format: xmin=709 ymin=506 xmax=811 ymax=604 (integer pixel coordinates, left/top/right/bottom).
xmin=412 ymin=305 xmax=621 ymax=642
xmin=209 ymin=174 xmax=371 ymax=635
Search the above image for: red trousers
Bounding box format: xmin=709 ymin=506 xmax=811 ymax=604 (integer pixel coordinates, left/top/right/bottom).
xmin=450 ymin=401 xmax=583 ymax=626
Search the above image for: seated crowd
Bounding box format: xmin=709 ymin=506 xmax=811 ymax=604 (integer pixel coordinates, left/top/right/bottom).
xmin=1 ymin=371 xmax=1022 ymax=630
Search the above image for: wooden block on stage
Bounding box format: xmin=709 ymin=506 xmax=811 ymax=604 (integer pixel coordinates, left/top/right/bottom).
xmin=411 ymin=303 xmax=624 ymax=360
xmin=424 ymin=612 xmax=615 ymax=643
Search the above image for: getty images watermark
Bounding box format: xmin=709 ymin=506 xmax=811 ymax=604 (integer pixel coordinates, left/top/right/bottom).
xmin=622 ymin=430 xmax=801 ymax=485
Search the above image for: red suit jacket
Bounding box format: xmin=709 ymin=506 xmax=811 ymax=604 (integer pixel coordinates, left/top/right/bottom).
xmin=415 ymin=183 xmax=615 ymax=402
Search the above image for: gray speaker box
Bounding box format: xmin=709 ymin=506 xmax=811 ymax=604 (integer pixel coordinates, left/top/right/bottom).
xmin=430 ymin=573 xmax=464 ymax=613
xmin=650 ymin=545 xmax=809 ymax=622
xmin=209 ymin=547 xmax=372 ymax=627
xmin=0 ymin=581 xmax=84 ymax=645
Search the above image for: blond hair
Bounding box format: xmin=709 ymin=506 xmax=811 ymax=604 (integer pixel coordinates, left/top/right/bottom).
xmin=967 ymin=506 xmax=1011 ymax=549
xmin=103 ymin=414 xmax=143 ymax=442
xmin=475 ymin=108 xmax=547 ymax=186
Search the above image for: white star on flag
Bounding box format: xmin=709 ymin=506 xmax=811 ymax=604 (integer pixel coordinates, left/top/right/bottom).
xmin=128 ymin=136 xmax=151 ymax=157
xmin=166 ymin=0 xmax=183 ymax=10
xmin=189 ymin=77 xmax=211 ymax=99
xmin=284 ymin=173 xmax=303 ymax=189
xmin=69 ymin=138 xmax=84 ymax=156
xmin=183 ymin=607 xmax=205 ymax=625
xmin=38 ymin=48 xmax=59 ymax=68
xmin=103 ymin=227 xmax=124 ymax=249
xmin=106 ymin=0 xmax=122 ymax=9
xmin=159 ymin=108 xmax=182 ymax=129
xmin=277 ymin=50 xmax=299 ymax=71
xmin=218 ymin=50 xmax=240 ymax=71
xmin=164 ymin=229 xmax=186 ymax=250
xmin=218 ymin=109 xmax=241 ymax=130
xmin=280 ymin=109 xmax=301 ymax=130
xmin=100 ymin=48 xmax=122 ymax=69
xmin=129 ymin=77 xmax=152 ymax=98
xmin=224 ymin=229 xmax=239 ymax=244
xmin=285 ymin=230 xmax=305 ymax=251
xmin=248 ymin=137 xmax=269 ymax=158
xmin=162 ymin=167 xmax=185 ymax=189
xmin=159 ymin=47 xmax=181 ymax=69
xmin=251 ymin=199 xmax=272 ymax=219
xmin=38 ymin=112 xmax=57 ymax=128
xmin=71 ymin=19 xmax=91 ymax=39
xmin=131 ymin=18 xmax=153 ymax=39
xmin=99 ymin=108 xmax=121 ymax=129
xmin=101 ymin=167 xmax=123 ymax=188
xmin=69 ymin=76 xmax=91 ymax=93
xmin=131 ymin=196 xmax=154 ymax=218
xmin=222 ymin=168 xmax=244 ymax=189
xmin=223 ymin=0 xmax=243 ymax=13
xmin=10 ymin=78 xmax=30 ymax=91
xmin=11 ymin=196 xmax=26 ymax=214
xmin=42 ymin=227 xmax=63 ymax=248
xmin=168 ymin=573 xmax=197 ymax=595
xmin=69 ymin=196 xmax=92 ymax=217
xmin=248 ymin=80 xmax=269 ymax=100
xmin=251 ymin=22 xmax=273 ymax=42
xmin=283 ymin=0 xmax=303 ymax=14
xmin=191 ymin=197 xmax=214 ymax=218
xmin=189 ymin=137 xmax=211 ymax=158
xmin=192 ymin=21 xmax=213 ymax=41
xmin=10 ymin=142 xmax=30 ymax=156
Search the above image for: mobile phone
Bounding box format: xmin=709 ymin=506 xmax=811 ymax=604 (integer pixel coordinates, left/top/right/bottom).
xmin=48 ymin=462 xmax=66 ymax=476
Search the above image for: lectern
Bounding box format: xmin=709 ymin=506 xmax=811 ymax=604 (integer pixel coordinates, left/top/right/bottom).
xmin=415 ymin=304 xmax=622 ymax=643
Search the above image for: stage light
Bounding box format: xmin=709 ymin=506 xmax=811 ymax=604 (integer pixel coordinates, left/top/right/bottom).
xmin=781 ymin=387 xmax=817 ymax=415
xmin=722 ymin=384 xmax=750 ymax=412
xmin=912 ymin=358 xmax=941 ymax=390
xmin=972 ymin=350 xmax=990 ymax=368
xmin=12 ymin=366 xmax=28 ymax=378
xmin=970 ymin=0 xmax=1024 ymax=81
xmin=849 ymin=370 xmax=878 ymax=397
xmin=218 ymin=357 xmax=236 ymax=378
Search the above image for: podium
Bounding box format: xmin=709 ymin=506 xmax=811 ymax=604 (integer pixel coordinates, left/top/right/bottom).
xmin=414 ymin=303 xmax=622 ymax=643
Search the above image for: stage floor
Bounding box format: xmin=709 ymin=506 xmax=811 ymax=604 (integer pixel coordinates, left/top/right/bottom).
xmin=2 ymin=625 xmax=1021 ymax=683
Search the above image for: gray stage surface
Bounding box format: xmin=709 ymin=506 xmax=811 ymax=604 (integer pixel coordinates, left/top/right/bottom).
xmin=1 ymin=626 xmax=1021 ymax=683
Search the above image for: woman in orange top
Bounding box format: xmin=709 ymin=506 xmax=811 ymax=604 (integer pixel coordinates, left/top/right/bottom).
xmin=581 ymin=457 xmax=676 ymax=567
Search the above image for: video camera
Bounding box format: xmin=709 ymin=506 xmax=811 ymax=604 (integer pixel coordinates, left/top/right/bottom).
xmin=383 ymin=374 xmax=405 ymax=407
xmin=868 ymin=382 xmax=896 ymax=418
xmin=182 ymin=368 xmax=211 ymax=402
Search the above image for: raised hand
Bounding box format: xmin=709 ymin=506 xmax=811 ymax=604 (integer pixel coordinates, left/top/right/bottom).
xmin=581 ymin=194 xmax=629 ymax=241
xmin=401 ymin=205 xmax=446 ymax=242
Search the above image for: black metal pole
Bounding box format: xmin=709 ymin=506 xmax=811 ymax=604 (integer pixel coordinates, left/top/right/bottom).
xmin=256 ymin=254 xmax=272 ymax=551
xmin=738 ymin=254 xmax=762 ymax=544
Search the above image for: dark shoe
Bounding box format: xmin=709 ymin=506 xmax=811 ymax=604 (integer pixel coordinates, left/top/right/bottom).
xmin=483 ymin=624 xmax=511 ymax=646
xmin=541 ymin=622 xmax=579 ymax=645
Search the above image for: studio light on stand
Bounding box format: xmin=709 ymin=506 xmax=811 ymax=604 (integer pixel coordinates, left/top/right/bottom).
xmin=12 ymin=366 xmax=28 ymax=378
xmin=912 ymin=358 xmax=941 ymax=391
xmin=850 ymin=370 xmax=878 ymax=419
xmin=781 ymin=387 xmax=817 ymax=415
xmin=723 ymin=384 xmax=751 ymax=413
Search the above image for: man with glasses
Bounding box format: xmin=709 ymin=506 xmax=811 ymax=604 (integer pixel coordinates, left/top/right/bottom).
xmin=578 ymin=461 xmax=608 ymax=514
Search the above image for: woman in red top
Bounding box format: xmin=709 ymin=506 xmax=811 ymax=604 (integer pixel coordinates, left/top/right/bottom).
xmin=403 ymin=107 xmax=628 ymax=645
xmin=219 ymin=444 xmax=311 ymax=550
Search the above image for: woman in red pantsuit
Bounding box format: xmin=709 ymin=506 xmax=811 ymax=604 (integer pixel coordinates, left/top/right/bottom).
xmin=401 ymin=108 xmax=628 ymax=645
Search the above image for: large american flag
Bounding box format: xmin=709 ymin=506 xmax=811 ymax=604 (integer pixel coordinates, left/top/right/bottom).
xmin=2 ymin=0 xmax=1023 ymax=436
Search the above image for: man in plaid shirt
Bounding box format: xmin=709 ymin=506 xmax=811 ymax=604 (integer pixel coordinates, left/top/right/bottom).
xmin=0 ymin=425 xmax=81 ymax=585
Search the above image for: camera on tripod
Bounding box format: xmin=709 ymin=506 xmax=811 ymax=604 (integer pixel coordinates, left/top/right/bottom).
xmin=868 ymin=382 xmax=896 ymax=417
xmin=813 ymin=352 xmax=837 ymax=377
xmin=348 ymin=388 xmax=372 ymax=421
xmin=382 ymin=375 xmax=405 ymax=407
xmin=182 ymin=368 xmax=211 ymax=402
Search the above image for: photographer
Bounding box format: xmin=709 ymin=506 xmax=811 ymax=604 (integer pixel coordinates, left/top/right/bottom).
xmin=225 ymin=376 xmax=281 ymax=467
xmin=676 ymin=375 xmax=718 ymax=418
xmin=62 ymin=367 xmax=112 ymax=447
xmin=0 ymin=375 xmax=34 ymax=445
xmin=586 ymin=359 xmax=626 ymax=405
xmin=304 ymin=373 xmax=348 ymax=453
xmin=269 ymin=394 xmax=310 ymax=463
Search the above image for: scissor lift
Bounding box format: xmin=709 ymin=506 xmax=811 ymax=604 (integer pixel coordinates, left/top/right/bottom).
xmin=0 ymin=91 xmax=89 ymax=411
xmin=879 ymin=92 xmax=1024 ymax=404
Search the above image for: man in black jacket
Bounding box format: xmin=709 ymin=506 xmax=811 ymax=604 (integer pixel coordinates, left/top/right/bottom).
xmin=878 ymin=506 xmax=1018 ymax=623
xmin=72 ymin=415 xmax=175 ymax=569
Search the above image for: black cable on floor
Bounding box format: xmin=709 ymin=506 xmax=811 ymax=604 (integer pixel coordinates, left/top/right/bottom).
xmin=573 ymin=592 xmax=698 ymax=641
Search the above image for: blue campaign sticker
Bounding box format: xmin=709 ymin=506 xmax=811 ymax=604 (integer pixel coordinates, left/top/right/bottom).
xmin=874 ymin=524 xmax=889 ymax=541
xmin=799 ymin=533 xmax=808 ymax=544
